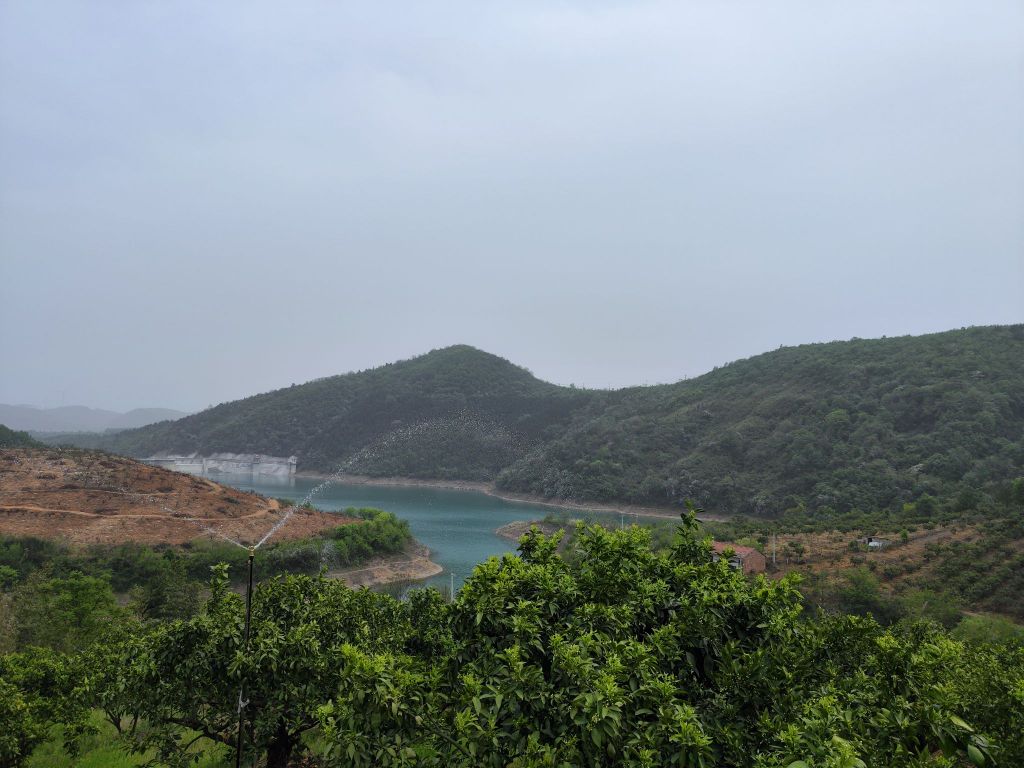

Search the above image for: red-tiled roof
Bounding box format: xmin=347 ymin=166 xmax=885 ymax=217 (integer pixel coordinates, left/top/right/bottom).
xmin=712 ymin=541 xmax=761 ymax=559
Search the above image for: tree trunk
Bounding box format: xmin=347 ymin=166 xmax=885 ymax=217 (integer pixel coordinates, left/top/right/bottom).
xmin=265 ymin=723 xmax=294 ymax=768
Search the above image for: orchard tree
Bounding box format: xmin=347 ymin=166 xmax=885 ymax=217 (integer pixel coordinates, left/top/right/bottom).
xmin=112 ymin=564 xmax=425 ymax=768
xmin=87 ymin=514 xmax=1024 ymax=768
xmin=13 ymin=571 xmax=124 ymax=653
xmin=0 ymin=648 xmax=90 ymax=768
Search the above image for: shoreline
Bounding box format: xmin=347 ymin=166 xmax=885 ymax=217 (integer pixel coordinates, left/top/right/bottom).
xmin=495 ymin=519 xmax=564 ymax=542
xmin=325 ymin=542 xmax=443 ymax=588
xmin=295 ymin=472 xmax=729 ymax=522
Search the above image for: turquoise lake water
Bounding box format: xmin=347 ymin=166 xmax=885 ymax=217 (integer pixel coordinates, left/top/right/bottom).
xmin=216 ymin=475 xmax=620 ymax=589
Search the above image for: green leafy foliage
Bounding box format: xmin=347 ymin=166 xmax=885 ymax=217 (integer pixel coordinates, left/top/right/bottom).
xmin=0 ymin=424 xmax=43 ymax=448
xmin=328 ymin=507 xmax=414 ymax=565
xmin=0 ymin=508 xmax=412 ymax=622
xmin=952 ymin=614 xmax=1024 ymax=646
xmin=95 ymin=564 xmax=427 ymax=767
xmin=60 ymin=519 xmax=1024 ymax=768
xmin=11 ymin=572 xmax=126 ymax=654
xmin=0 ymin=648 xmax=91 ymax=767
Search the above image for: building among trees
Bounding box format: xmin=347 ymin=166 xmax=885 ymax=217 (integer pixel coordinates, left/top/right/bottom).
xmin=711 ymin=541 xmax=767 ymax=574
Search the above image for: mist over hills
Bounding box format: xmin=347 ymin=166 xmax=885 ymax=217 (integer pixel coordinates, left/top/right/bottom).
xmin=0 ymin=404 xmax=188 ymax=434
xmin=51 ymin=326 xmax=1024 ymax=516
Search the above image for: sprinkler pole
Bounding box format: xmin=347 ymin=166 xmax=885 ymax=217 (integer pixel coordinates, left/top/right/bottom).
xmin=234 ymin=547 xmax=256 ymax=768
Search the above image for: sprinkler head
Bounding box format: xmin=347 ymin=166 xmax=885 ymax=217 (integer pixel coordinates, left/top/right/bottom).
xmin=248 ymin=545 xmax=256 ymax=558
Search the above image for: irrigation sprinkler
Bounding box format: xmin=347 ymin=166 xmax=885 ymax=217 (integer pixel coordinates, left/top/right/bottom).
xmin=234 ymin=546 xmax=256 ymax=768
xmin=106 ymin=418 xmax=528 ymax=764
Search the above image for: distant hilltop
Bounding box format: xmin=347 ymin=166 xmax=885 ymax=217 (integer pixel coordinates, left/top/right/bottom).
xmin=46 ymin=325 xmax=1024 ymax=517
xmin=0 ymin=403 xmax=189 ymax=434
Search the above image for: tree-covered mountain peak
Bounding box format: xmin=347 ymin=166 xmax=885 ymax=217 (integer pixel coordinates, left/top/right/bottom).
xmin=360 ymin=344 xmax=558 ymax=394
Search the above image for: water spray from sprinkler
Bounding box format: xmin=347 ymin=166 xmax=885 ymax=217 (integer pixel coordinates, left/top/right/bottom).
xmin=234 ymin=546 xmax=256 ymax=768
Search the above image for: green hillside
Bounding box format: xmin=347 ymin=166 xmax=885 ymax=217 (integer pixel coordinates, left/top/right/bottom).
xmin=0 ymin=425 xmax=43 ymax=449
xmin=55 ymin=326 xmax=1024 ymax=516
xmin=499 ymin=325 xmax=1024 ymax=515
xmin=64 ymin=345 xmax=594 ymax=480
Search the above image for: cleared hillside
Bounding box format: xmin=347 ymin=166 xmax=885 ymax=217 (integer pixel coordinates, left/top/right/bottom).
xmin=0 ymin=447 xmax=347 ymax=545
xmin=54 ymin=326 xmax=1024 ymax=516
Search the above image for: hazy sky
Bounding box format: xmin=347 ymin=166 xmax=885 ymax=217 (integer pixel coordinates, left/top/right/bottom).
xmin=2 ymin=1 xmax=1022 ymax=412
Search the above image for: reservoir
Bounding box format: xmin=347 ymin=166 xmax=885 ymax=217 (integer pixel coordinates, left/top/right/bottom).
xmin=218 ymin=476 xmax=620 ymax=589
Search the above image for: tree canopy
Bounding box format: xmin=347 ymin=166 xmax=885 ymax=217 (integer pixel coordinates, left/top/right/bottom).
xmin=0 ymin=424 xmax=42 ymax=449
xmin=8 ymin=516 xmax=1020 ymax=767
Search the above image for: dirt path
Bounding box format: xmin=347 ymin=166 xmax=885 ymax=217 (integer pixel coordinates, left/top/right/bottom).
xmin=0 ymin=503 xmax=286 ymax=520
xmin=326 ymin=544 xmax=443 ymax=588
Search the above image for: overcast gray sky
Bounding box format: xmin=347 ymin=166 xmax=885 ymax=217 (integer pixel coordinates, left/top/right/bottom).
xmin=1 ymin=1 xmax=1022 ymax=412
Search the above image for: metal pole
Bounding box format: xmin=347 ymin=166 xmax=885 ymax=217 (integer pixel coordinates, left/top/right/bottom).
xmin=235 ymin=547 xmax=255 ymax=768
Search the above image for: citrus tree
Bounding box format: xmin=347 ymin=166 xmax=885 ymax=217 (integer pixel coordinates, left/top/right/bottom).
xmin=81 ymin=514 xmax=1023 ymax=767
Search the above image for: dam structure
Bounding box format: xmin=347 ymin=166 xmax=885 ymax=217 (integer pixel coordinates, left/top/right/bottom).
xmin=144 ymin=452 xmax=298 ymax=479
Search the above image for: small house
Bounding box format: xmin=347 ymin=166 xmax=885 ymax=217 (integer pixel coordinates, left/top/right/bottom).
xmin=857 ymin=536 xmax=890 ymax=551
xmin=711 ymin=542 xmax=767 ymax=574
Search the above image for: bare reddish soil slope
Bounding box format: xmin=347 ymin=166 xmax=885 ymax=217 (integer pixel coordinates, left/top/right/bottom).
xmin=0 ymin=447 xmax=351 ymax=546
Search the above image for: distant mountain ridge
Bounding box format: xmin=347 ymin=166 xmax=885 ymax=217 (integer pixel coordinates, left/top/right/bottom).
xmin=50 ymin=327 xmax=1024 ymax=516
xmin=0 ymin=404 xmax=189 ymax=433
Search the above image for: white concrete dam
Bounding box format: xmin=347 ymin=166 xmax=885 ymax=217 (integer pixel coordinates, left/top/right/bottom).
xmin=144 ymin=452 xmax=298 ymax=478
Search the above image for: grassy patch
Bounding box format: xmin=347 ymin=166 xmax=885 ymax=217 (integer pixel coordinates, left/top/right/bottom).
xmin=28 ymin=711 xmax=229 ymax=768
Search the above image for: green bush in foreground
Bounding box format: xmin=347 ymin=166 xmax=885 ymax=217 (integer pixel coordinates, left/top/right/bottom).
xmin=4 ymin=516 xmax=1023 ymax=767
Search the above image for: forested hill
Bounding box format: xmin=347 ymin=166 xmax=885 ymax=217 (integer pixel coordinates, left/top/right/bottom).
xmin=0 ymin=424 xmax=43 ymax=448
xmin=62 ymin=345 xmax=596 ymax=480
xmin=498 ymin=325 xmax=1024 ymax=515
xmin=56 ymin=326 xmax=1024 ymax=516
